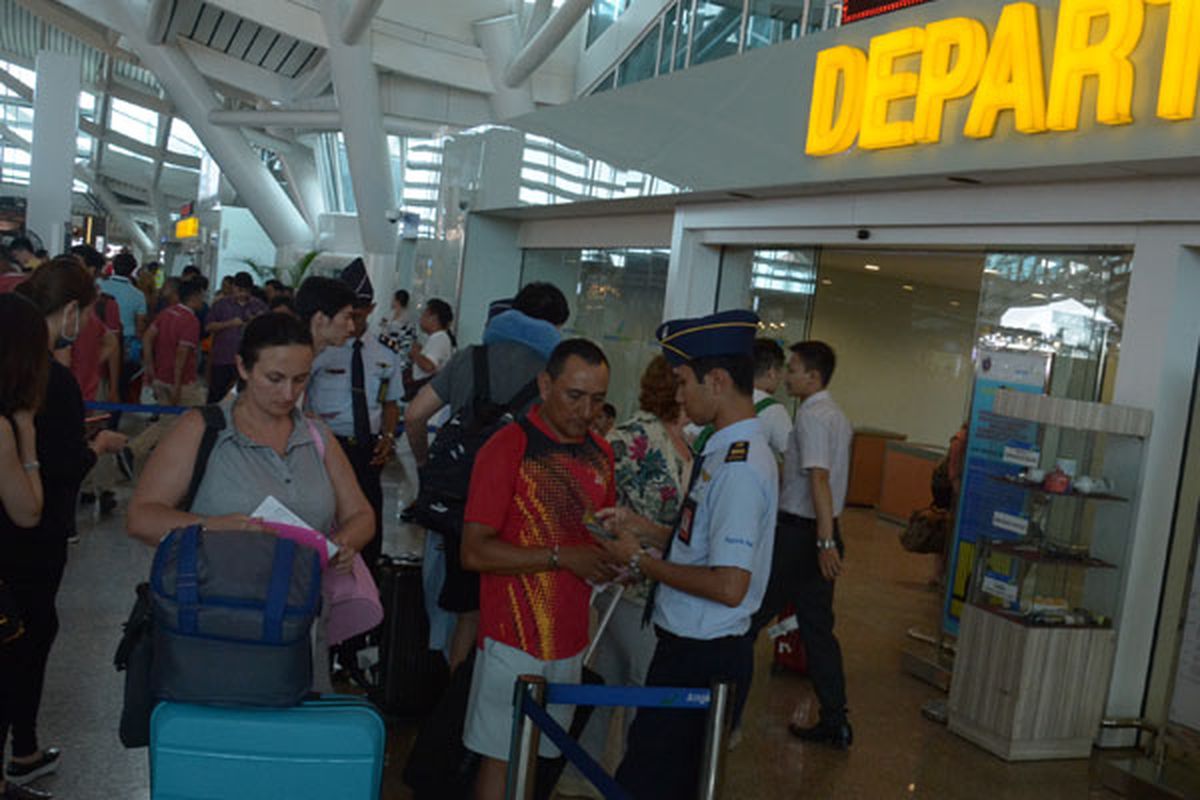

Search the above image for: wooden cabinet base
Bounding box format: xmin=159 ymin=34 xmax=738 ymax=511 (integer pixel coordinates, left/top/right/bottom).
xmin=947 ymin=604 xmax=1116 ymax=761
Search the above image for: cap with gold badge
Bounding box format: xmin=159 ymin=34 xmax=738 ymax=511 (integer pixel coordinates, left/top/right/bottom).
xmin=655 ymin=309 xmax=760 ymax=366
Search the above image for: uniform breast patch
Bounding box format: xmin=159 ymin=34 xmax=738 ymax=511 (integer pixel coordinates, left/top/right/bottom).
xmin=725 ymin=441 xmax=750 ymax=463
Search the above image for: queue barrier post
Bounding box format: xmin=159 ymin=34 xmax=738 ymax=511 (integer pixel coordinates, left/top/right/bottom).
xmin=698 ymin=681 xmax=733 ymax=800
xmin=506 ymin=674 xmax=547 ymax=800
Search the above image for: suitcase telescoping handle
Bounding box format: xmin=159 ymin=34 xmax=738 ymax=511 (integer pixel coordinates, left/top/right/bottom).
xmin=584 ymin=584 xmax=624 ymax=670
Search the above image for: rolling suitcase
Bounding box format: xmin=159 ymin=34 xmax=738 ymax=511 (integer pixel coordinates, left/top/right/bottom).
xmin=771 ymin=604 xmax=809 ymax=676
xmin=150 ymin=695 xmax=385 ymax=800
xmin=369 ymin=554 xmax=449 ymax=717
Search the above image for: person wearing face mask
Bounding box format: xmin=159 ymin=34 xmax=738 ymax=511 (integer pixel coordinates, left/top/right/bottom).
xmin=4 ymin=260 xmax=127 ymax=799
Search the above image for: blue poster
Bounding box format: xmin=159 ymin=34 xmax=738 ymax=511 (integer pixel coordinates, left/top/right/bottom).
xmin=942 ymin=350 xmax=1049 ymax=636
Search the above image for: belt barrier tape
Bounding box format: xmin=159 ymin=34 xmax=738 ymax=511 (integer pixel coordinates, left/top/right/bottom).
xmin=545 ymin=683 xmax=712 ymax=709
xmin=518 ymin=693 xmax=631 ymax=800
xmin=85 ymin=401 xmax=189 ymax=415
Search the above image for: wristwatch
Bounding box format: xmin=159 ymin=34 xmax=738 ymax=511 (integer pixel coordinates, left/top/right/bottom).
xmin=815 ymin=538 xmax=838 ymax=551
xmin=629 ymin=548 xmax=645 ymax=578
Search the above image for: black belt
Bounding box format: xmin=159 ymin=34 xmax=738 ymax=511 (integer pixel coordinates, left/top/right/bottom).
xmin=778 ymin=510 xmax=815 ymax=525
xmin=654 ymin=625 xmax=745 ymax=644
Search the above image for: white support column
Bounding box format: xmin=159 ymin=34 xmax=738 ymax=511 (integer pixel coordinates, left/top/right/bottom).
xmin=27 ymin=51 xmax=81 ymax=253
xmin=474 ymin=15 xmax=535 ymax=120
xmin=341 ymin=0 xmax=384 ymax=45
xmin=320 ymin=0 xmax=397 ymax=259
xmin=276 ymin=140 xmax=327 ymax=231
xmin=106 ymin=0 xmax=313 ymax=250
xmin=503 ymin=0 xmax=590 ymax=88
xmin=75 ymin=165 xmax=157 ymax=259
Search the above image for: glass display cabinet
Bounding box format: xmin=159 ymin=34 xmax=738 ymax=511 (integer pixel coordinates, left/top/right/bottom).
xmin=948 ymin=389 xmax=1152 ymax=760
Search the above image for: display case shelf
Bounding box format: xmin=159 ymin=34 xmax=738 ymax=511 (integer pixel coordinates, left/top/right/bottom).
xmin=989 ymin=474 xmax=1129 ymax=503
xmin=985 ymin=540 xmax=1118 ymax=569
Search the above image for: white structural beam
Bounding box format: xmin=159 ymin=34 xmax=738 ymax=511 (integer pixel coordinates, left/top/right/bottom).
xmin=28 ymin=52 xmax=82 ymax=254
xmin=503 ymin=0 xmax=589 ymax=88
xmin=341 ymin=0 xmax=384 ymax=46
xmin=523 ymin=0 xmax=554 ymax=43
xmin=77 ymin=165 xmax=157 ymax=258
xmin=474 ymin=15 xmax=535 ymax=120
xmin=319 ymin=0 xmax=395 ymax=256
xmin=13 ymin=0 xmax=129 ymax=61
xmin=105 ymin=0 xmax=313 ymax=249
xmin=276 ymin=138 xmax=326 ymax=231
xmin=207 ymin=108 xmax=447 ymax=137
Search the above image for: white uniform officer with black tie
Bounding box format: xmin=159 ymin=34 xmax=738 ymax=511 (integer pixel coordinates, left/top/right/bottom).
xmin=307 ymin=258 xmax=402 ymax=567
xmin=598 ymin=309 xmax=778 ymax=799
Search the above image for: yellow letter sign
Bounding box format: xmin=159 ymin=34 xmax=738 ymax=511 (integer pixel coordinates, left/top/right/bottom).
xmin=859 ymin=27 xmax=925 ymax=149
xmin=1148 ymin=0 xmax=1200 ymax=120
xmin=1047 ymin=0 xmax=1144 ymax=129
xmin=913 ymin=18 xmax=989 ymax=143
xmin=963 ymin=2 xmax=1047 ymax=138
xmin=806 ymin=45 xmax=869 ymax=156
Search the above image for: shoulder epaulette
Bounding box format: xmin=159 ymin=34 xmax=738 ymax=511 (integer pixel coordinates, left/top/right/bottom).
xmin=725 ymin=441 xmax=750 ymax=463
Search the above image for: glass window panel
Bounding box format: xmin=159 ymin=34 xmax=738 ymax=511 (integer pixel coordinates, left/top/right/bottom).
xmin=659 ymin=4 xmax=678 ymax=74
xmin=591 ymin=71 xmax=617 ymax=94
xmin=586 ymin=0 xmax=628 ymax=47
xmin=976 ymin=252 xmax=1131 ymax=402
xmin=690 ymin=0 xmax=743 ymax=66
xmin=675 ymin=2 xmax=692 ymax=70
xmin=745 ymin=0 xmax=805 ymax=50
xmin=77 ymin=132 xmax=93 ymax=158
xmin=108 ymin=143 xmax=154 ymax=163
xmin=78 ymin=91 xmax=96 ymax=118
xmin=618 ymin=23 xmax=661 ymax=87
xmin=168 ymin=118 xmax=203 ymax=157
xmin=110 ymin=97 xmax=159 ymax=144
xmin=520 ymin=247 xmax=670 ymax=418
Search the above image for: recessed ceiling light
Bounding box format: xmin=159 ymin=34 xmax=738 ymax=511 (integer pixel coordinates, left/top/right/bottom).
xmin=864 ymin=264 xmax=881 ymax=272
xmin=820 ymin=278 xmax=833 ymax=286
xmin=1031 ymin=292 xmax=1047 ymax=299
xmin=949 ymin=300 xmax=961 ymax=307
xmin=902 ymin=284 xmax=914 ymax=292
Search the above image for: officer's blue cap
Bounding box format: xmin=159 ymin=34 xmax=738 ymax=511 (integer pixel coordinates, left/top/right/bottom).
xmin=655 ymin=309 xmax=760 ymax=366
xmin=339 ymin=257 xmax=373 ymax=306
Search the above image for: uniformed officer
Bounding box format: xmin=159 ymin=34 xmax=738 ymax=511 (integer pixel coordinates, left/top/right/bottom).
xmin=307 ymin=258 xmax=402 ymax=567
xmin=599 ymin=309 xmax=779 ymax=799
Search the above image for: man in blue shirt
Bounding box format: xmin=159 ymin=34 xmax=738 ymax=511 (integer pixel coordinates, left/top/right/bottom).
xmin=99 ymin=252 xmax=148 ymax=403
xmin=600 ymin=309 xmax=778 ymax=799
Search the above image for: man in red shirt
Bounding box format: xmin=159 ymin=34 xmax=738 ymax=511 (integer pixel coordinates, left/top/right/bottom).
xmin=126 ymin=279 xmax=206 ymax=470
xmin=461 ymin=338 xmax=620 ymax=800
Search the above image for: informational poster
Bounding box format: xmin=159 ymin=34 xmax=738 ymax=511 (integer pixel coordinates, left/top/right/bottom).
xmin=942 ymin=350 xmax=1051 ymax=636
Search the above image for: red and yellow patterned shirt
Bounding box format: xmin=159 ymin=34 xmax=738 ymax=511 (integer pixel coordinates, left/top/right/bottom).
xmin=465 ymin=406 xmax=616 ymax=661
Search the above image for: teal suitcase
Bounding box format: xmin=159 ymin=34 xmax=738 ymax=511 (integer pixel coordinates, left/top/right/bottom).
xmin=150 ymin=696 xmax=385 ymax=799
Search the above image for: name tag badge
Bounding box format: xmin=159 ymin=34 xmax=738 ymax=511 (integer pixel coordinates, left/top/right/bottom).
xmin=677 ymin=498 xmax=697 ymax=546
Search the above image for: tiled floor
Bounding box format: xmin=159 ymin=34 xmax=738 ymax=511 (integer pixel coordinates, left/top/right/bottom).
xmin=17 ymin=479 xmax=1122 ymax=798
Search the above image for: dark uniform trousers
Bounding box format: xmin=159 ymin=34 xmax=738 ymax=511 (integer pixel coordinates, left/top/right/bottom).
xmin=746 ymin=511 xmax=848 ymax=726
xmin=334 ymin=434 xmax=383 ymax=568
xmin=616 ymin=628 xmax=753 ymax=799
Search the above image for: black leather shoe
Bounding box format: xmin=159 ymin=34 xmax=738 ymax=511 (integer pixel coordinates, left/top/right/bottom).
xmin=788 ymin=720 xmax=853 ymax=750
xmin=5 ymin=748 xmax=60 ymax=784
xmin=2 ymin=781 xmax=53 ymax=799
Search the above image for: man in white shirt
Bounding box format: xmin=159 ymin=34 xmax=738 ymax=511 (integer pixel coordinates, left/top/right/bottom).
xmin=752 ymin=338 xmax=793 ymax=462
xmin=742 ymin=340 xmax=854 ymax=749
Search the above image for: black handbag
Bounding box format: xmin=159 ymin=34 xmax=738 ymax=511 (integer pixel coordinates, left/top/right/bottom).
xmin=0 ymin=579 xmax=24 ymax=646
xmin=114 ymin=582 xmax=155 ymax=747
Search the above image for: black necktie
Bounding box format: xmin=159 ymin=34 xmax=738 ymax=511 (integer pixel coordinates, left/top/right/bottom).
xmin=643 ymin=453 xmax=707 ymax=627
xmin=351 ymin=339 xmax=371 ymax=443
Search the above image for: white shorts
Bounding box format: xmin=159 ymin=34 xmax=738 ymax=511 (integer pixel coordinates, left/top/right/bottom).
xmin=463 ymin=637 xmax=584 ymax=760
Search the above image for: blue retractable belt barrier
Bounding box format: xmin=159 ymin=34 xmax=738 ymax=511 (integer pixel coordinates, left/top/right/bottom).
xmin=518 ymin=694 xmax=631 ymax=800
xmin=544 ymin=683 xmax=712 ymax=710
xmin=86 ymin=401 xmax=189 ymax=415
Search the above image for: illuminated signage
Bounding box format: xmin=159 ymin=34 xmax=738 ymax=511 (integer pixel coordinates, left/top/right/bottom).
xmin=843 ymin=0 xmax=937 ymax=24
xmin=806 ymin=0 xmax=1200 ymax=157
xmin=174 ymin=216 xmax=200 ymax=239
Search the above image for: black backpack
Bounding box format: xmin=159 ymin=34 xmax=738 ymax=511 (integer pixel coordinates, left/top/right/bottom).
xmin=405 ymin=345 xmax=540 ymax=538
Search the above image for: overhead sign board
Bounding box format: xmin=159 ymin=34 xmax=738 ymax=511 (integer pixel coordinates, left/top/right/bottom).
xmin=843 ymin=0 xmax=936 ymax=23
xmin=807 ymin=0 xmax=1200 ymax=156
xmin=174 ymin=216 xmax=200 ymax=239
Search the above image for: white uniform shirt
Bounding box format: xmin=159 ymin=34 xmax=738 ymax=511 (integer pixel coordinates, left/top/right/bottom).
xmin=780 ymin=390 xmax=853 ymax=518
xmin=753 ymin=388 xmax=792 ymax=460
xmin=654 ymin=417 xmax=779 ymax=640
xmin=412 ymin=329 xmax=454 ymax=381
xmin=308 ymin=335 xmax=403 ymax=438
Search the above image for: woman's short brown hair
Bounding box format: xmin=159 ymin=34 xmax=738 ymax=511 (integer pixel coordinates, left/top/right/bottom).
xmin=638 ymin=354 xmax=680 ymax=422
xmin=14 ymin=256 xmax=97 ymax=315
xmin=0 ymin=294 xmax=49 ymax=416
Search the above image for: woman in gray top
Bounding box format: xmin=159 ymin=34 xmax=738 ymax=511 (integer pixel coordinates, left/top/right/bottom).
xmin=126 ymin=312 xmax=374 ymax=571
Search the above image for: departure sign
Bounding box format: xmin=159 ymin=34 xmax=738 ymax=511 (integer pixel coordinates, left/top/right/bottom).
xmin=843 ymin=0 xmax=935 ymax=24
xmin=806 ymin=0 xmax=1200 ymax=156
xmin=174 ymin=216 xmax=199 ymax=239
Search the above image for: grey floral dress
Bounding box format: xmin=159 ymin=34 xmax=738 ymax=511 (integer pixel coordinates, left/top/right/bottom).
xmin=607 ymin=410 xmax=691 ymax=604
